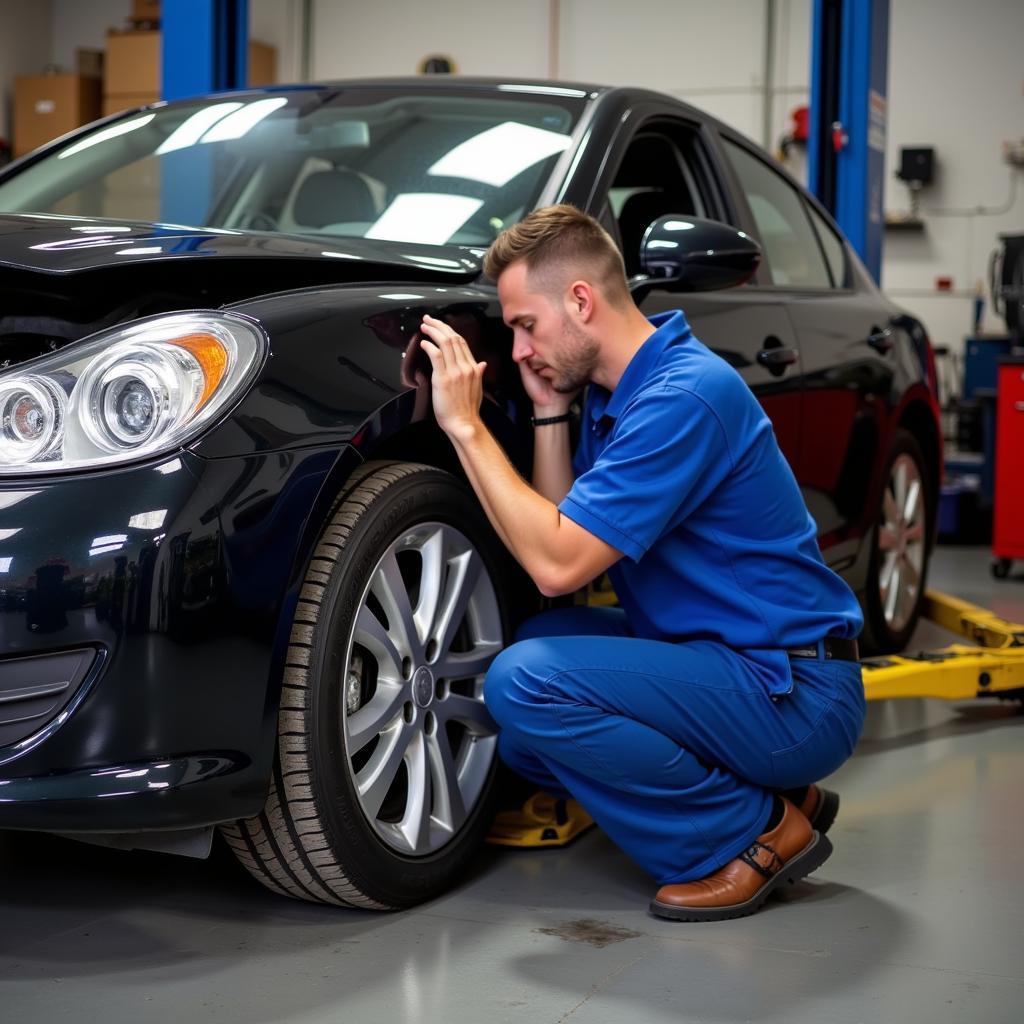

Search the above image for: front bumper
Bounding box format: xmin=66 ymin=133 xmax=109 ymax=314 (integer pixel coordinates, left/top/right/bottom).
xmin=0 ymin=445 xmax=345 ymax=832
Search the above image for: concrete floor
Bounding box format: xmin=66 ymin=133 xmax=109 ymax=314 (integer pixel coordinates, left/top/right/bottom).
xmin=1 ymin=545 xmax=1022 ymax=1024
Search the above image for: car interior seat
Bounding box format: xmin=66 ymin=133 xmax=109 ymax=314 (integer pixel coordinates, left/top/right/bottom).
xmin=285 ymin=167 xmax=378 ymax=232
xmin=612 ymin=134 xmax=699 ymax=276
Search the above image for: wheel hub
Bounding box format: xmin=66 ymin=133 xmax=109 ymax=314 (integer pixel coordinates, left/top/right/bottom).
xmin=412 ymin=665 xmax=434 ymax=708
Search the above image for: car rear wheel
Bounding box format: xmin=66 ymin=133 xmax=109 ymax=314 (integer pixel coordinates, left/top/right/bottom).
xmin=860 ymin=429 xmax=931 ymax=654
xmin=221 ymin=461 xmax=511 ymax=908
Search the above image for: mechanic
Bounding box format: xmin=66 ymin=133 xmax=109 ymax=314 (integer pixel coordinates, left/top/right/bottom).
xmin=418 ymin=204 xmax=866 ymax=922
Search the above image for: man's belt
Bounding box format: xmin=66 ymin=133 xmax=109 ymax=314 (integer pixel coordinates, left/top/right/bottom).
xmin=786 ymin=637 xmax=860 ymax=663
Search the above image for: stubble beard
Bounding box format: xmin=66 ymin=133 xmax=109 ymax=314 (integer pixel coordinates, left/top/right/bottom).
xmin=551 ymin=316 xmax=600 ymax=394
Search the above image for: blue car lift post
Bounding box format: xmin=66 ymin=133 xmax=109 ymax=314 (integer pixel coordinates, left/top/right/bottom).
xmin=808 ymin=0 xmax=889 ymax=283
xmin=159 ymin=0 xmax=249 ymax=226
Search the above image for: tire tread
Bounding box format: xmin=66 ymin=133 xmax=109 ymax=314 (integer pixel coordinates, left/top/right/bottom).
xmin=220 ymin=461 xmax=444 ymax=909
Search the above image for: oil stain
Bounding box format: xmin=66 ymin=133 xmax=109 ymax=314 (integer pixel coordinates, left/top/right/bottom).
xmin=534 ymin=918 xmax=643 ymax=948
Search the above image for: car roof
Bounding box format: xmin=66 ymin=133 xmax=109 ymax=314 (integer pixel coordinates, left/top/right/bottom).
xmin=192 ymin=76 xmax=736 ymax=139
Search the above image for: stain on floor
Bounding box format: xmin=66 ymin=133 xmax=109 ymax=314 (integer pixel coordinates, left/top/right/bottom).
xmin=534 ymin=918 xmax=643 ymax=948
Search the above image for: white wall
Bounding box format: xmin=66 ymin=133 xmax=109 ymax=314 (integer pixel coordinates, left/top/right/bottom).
xmin=309 ymin=0 xmax=811 ymax=153
xmin=0 ymin=0 xmax=54 ymax=144
xmin=250 ymin=0 xmax=301 ymax=82
xmin=50 ymin=0 xmax=128 ymax=72
xmin=311 ymin=0 xmax=552 ymax=80
xmin=882 ymin=0 xmax=1024 ymax=356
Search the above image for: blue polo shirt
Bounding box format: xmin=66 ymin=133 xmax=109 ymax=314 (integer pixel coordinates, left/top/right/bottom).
xmin=558 ymin=310 xmax=862 ymax=695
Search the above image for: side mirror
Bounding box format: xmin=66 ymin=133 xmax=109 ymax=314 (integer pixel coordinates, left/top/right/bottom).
xmin=632 ymin=216 xmax=762 ymax=298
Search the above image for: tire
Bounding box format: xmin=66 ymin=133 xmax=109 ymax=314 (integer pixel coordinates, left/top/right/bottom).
xmin=859 ymin=429 xmax=932 ymax=655
xmin=992 ymin=559 xmax=1012 ymax=580
xmin=221 ymin=461 xmax=513 ymax=908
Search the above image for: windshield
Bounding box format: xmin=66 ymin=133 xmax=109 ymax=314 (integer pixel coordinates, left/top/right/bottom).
xmin=0 ymin=86 xmax=585 ymax=246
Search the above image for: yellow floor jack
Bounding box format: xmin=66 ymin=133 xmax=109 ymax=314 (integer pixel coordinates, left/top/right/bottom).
xmin=485 ymin=587 xmax=1024 ymax=849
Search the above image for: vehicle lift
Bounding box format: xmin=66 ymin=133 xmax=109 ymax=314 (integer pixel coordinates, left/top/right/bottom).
xmin=487 ymin=586 xmax=1024 ymax=848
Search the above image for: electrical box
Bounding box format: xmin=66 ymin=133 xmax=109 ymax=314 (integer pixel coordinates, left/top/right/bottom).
xmin=896 ymin=147 xmax=934 ymax=185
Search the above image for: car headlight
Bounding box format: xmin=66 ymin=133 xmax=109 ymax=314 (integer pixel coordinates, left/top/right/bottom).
xmin=0 ymin=312 xmax=265 ymax=475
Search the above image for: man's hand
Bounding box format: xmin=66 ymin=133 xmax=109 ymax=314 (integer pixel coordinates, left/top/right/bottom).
xmin=518 ymin=358 xmax=572 ymax=415
xmin=419 ymin=314 xmax=486 ymax=442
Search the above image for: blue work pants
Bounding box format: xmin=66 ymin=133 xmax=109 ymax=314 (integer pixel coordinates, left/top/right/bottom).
xmin=484 ymin=607 xmax=865 ymax=885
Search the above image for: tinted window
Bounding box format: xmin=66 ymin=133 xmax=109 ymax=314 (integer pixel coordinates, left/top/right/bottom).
xmin=607 ymin=129 xmax=709 ymax=276
xmin=0 ymin=89 xmax=584 ymax=246
xmin=722 ymin=138 xmax=830 ymax=288
xmin=805 ymin=200 xmax=848 ymax=288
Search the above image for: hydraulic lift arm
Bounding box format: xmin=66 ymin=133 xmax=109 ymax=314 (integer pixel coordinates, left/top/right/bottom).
xmin=861 ymin=589 xmax=1024 ymax=702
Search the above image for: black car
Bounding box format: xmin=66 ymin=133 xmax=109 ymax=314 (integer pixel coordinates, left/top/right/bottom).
xmin=0 ymin=78 xmax=941 ymax=908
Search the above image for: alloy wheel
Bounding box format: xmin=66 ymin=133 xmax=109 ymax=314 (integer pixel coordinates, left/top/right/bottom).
xmin=342 ymin=522 xmax=502 ymax=856
xmin=876 ymin=453 xmax=926 ymax=633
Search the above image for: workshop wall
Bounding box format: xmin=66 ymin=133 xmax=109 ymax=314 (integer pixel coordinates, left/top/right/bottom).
xmin=309 ymin=0 xmax=811 ymax=157
xmin=50 ymin=0 xmax=128 ymax=73
xmin=882 ymin=0 xmax=1024 ymax=358
xmin=0 ymin=0 xmax=54 ymax=146
xmin=311 ymin=0 xmax=552 ymax=80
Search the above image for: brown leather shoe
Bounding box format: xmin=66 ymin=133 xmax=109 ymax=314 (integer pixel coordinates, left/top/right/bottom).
xmin=650 ymin=799 xmax=832 ymax=922
xmin=799 ymin=784 xmax=839 ymax=834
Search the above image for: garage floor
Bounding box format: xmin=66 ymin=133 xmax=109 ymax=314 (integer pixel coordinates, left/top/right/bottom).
xmin=1 ymin=544 xmax=1022 ymax=1024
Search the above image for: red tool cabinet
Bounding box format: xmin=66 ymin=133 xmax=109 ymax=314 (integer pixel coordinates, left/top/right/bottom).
xmin=992 ymin=357 xmax=1024 ymax=578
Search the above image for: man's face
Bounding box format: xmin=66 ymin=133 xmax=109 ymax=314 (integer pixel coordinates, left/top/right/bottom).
xmin=498 ymin=262 xmax=599 ymax=394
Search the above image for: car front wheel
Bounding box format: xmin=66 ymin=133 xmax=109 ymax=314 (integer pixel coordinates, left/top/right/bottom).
xmin=221 ymin=461 xmax=511 ymax=908
xmin=860 ymin=429 xmax=932 ymax=654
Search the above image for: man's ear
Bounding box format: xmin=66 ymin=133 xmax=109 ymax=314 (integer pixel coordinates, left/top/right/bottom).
xmin=567 ymin=280 xmax=595 ymax=322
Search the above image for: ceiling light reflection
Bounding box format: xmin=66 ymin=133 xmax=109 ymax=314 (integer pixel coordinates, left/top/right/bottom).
xmin=428 ymin=122 xmax=570 ymax=187
xmin=201 ymin=97 xmax=288 ymax=143
xmin=89 ymin=543 xmax=125 ymax=556
xmin=128 ymin=510 xmax=167 ymax=530
xmin=92 ymin=534 xmax=128 ymax=546
xmin=156 ymin=102 xmax=243 ymax=154
xmin=58 ymin=114 xmax=156 ymax=159
xmin=366 ymin=194 xmax=483 ymax=245
xmin=0 ymin=491 xmax=39 ymax=511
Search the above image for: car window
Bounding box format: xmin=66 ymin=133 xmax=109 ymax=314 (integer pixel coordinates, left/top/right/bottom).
xmin=0 ymin=89 xmax=585 ymax=246
xmin=805 ymin=199 xmax=849 ymax=288
xmin=606 ymin=128 xmax=709 ymax=276
xmin=722 ymin=138 xmax=830 ymax=288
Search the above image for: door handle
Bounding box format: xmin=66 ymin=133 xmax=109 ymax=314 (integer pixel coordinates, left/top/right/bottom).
xmin=756 ymin=346 xmax=799 ymax=368
xmin=865 ymin=327 xmax=894 ymax=353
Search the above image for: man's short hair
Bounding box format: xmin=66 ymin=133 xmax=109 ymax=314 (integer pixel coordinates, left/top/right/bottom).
xmin=484 ymin=204 xmax=630 ymax=306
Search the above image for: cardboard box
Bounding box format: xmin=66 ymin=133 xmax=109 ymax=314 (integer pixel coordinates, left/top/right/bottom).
xmin=14 ymin=73 xmax=102 ymax=157
xmin=133 ymin=0 xmax=160 ymax=20
xmin=103 ymin=93 xmax=159 ymax=117
xmin=248 ymin=41 xmax=276 ymax=87
xmin=106 ymin=30 xmax=160 ymax=96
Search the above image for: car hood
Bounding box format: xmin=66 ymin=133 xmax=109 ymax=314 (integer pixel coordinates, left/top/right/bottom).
xmin=0 ymin=212 xmax=483 ymax=280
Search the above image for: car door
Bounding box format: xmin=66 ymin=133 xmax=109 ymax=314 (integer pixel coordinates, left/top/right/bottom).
xmin=586 ymin=113 xmax=805 ymax=467
xmin=715 ymin=134 xmax=894 ymax=570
